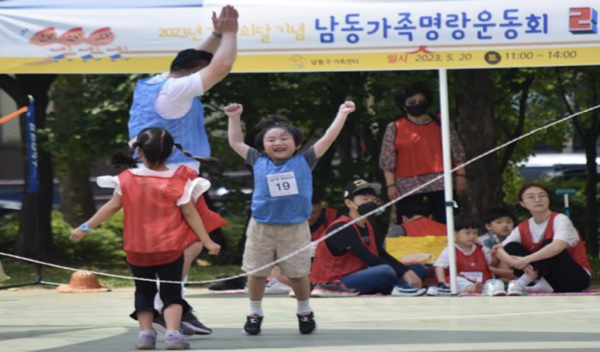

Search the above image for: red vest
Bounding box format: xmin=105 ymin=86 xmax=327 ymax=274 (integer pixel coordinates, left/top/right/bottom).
xmin=119 ymin=166 xmax=227 ymax=266
xmin=394 ymin=118 xmax=444 ymax=178
xmin=518 ymin=212 xmax=592 ymax=274
xmin=310 ymin=216 xmax=379 ymax=283
xmin=403 ymin=217 xmax=447 ymax=237
xmin=443 ymin=243 xmax=492 ymax=284
xmin=310 ymin=208 xmax=339 ymax=241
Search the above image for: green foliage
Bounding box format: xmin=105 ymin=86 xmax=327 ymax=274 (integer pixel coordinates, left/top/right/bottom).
xmin=41 ymin=74 xmax=144 ymax=173
xmin=0 ymin=213 xmax=19 ymax=253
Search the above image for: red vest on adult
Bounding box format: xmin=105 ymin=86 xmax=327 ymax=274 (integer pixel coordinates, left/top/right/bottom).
xmin=310 ymin=216 xmax=379 ymax=283
xmin=310 ymin=207 xmax=339 ymax=241
xmin=518 ymin=212 xmax=592 ymax=274
xmin=119 ymin=166 xmax=227 ymax=266
xmin=394 ymin=118 xmax=444 ymax=178
xmin=403 ymin=217 xmax=447 ymax=237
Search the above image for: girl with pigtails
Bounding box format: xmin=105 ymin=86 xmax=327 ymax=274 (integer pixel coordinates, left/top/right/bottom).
xmin=70 ymin=127 xmax=221 ymax=350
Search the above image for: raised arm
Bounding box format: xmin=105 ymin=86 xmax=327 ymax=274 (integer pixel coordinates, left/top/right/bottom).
xmin=225 ymin=103 xmax=250 ymax=159
xmin=200 ymin=5 xmax=238 ymax=92
xmin=70 ymin=194 xmax=123 ymax=241
xmin=313 ymin=101 xmax=355 ymax=158
xmin=195 ymin=10 xmax=223 ymax=53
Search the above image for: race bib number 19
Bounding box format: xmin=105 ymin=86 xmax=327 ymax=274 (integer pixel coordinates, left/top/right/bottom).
xmin=267 ymin=172 xmax=299 ymax=197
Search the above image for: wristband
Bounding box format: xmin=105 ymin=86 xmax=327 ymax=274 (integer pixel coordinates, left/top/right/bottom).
xmin=79 ymin=222 xmax=91 ymax=232
xmin=212 ymin=31 xmax=223 ymax=39
xmin=387 ymin=184 xmax=396 ymax=188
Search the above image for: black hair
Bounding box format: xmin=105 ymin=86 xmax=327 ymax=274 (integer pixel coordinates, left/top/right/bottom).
xmin=400 ymin=202 xmax=432 ymax=218
xmin=454 ymin=216 xmax=481 ymax=232
xmin=483 ymin=207 xmax=516 ymax=225
xmin=517 ymin=183 xmax=551 ymax=202
xmin=254 ymin=115 xmax=304 ymax=152
xmin=110 ymin=127 xmax=218 ymax=169
xmin=170 ymin=49 xmax=213 ymax=73
xmin=393 ymin=84 xmax=434 ymax=112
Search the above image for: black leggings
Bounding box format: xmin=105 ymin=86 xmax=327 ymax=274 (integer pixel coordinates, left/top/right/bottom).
xmin=396 ymin=190 xmax=447 ymax=224
xmin=504 ymin=241 xmax=590 ymax=293
xmin=128 ymin=255 xmax=191 ymax=320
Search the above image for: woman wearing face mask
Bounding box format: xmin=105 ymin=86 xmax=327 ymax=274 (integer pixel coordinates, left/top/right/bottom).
xmin=310 ymin=179 xmax=428 ymax=296
xmin=379 ymin=84 xmax=467 ymax=224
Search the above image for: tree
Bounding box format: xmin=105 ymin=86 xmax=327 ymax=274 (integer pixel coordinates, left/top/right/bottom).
xmin=553 ymin=67 xmax=600 ymax=257
xmin=0 ymin=74 xmax=56 ymax=260
xmin=43 ymin=74 xmax=138 ymax=225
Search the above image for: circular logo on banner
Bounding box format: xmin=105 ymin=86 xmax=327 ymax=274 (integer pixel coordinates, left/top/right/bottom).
xmin=484 ymin=51 xmax=502 ymax=65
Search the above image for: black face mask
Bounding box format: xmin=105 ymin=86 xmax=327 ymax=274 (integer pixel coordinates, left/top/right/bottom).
xmin=357 ymin=202 xmax=378 ymax=216
xmin=405 ymin=103 xmax=428 ymax=117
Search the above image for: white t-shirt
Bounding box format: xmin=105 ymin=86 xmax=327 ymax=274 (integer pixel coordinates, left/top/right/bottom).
xmin=97 ymin=165 xmax=210 ymax=206
xmin=434 ymin=244 xmax=492 ymax=268
xmin=147 ymin=72 xmax=205 ymax=119
xmin=502 ymin=213 xmax=579 ymax=248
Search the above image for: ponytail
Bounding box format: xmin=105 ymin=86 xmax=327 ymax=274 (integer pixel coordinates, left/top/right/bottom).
xmin=174 ymin=143 xmax=219 ymax=164
xmin=110 ymin=143 xmax=139 ymax=169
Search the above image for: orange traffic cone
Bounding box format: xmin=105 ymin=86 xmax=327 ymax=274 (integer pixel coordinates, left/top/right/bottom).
xmin=57 ymin=271 xmax=110 ymax=293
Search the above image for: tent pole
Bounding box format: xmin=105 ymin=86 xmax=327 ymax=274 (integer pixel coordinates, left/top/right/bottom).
xmin=438 ymin=68 xmax=458 ymax=295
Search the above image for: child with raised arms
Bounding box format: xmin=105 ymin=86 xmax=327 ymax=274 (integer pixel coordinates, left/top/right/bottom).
xmin=70 ymin=128 xmax=221 ymax=350
xmin=225 ymin=101 xmax=355 ymax=335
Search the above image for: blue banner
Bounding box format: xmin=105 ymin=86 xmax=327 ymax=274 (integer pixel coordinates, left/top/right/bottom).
xmin=25 ymin=97 xmax=38 ymax=194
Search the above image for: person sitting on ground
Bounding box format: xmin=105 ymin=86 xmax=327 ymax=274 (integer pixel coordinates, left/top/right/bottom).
xmin=311 ymin=179 xmax=428 ymax=296
xmin=477 ymin=207 xmax=516 ymax=280
xmin=496 ymin=183 xmax=592 ymax=295
xmin=387 ymin=202 xmax=447 ymax=237
xmin=431 ymin=217 xmax=493 ymax=296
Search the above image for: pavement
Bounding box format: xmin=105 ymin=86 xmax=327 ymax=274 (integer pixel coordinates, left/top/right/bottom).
xmin=1 ymin=287 xmax=600 ymax=352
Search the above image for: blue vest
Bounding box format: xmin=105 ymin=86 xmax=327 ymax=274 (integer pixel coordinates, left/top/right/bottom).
xmin=128 ymin=76 xmax=210 ymax=163
xmin=252 ymin=154 xmax=312 ymax=224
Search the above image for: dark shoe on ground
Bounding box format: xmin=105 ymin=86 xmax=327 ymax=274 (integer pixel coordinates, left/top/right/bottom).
xmin=152 ymin=315 xmax=195 ymax=337
xmin=207 ymin=275 xmax=247 ymax=291
xmin=182 ymin=311 xmax=213 ymax=335
xmin=297 ymin=311 xmax=317 ymax=335
xmin=243 ymin=314 xmax=264 ymax=335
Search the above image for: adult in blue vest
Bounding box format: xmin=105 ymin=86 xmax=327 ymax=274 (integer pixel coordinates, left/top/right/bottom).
xmin=127 ymin=4 xmax=239 ymax=337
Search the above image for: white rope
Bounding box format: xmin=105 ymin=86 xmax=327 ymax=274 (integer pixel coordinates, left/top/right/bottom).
xmin=2 ymin=103 xmax=599 ymax=285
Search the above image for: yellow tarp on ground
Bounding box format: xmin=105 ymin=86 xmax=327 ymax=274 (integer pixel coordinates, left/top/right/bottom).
xmin=386 ymin=236 xmax=448 ymax=265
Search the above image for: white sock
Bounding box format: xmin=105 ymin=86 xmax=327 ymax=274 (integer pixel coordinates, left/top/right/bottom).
xmin=181 ymin=275 xmax=188 ymax=299
xmin=516 ymin=273 xmax=534 ymax=287
xmin=249 ymin=300 xmax=263 ymax=316
xmin=526 ymin=277 xmax=554 ymax=293
xmin=297 ymin=299 xmax=312 ymax=315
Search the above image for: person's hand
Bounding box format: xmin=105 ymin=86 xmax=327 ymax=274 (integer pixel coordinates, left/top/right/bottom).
xmin=218 ymin=5 xmax=239 ymax=34
xmin=224 ymin=103 xmax=243 ymax=118
xmin=387 ymin=185 xmax=399 ymax=200
xmin=523 ymin=265 xmax=537 ymax=279
xmin=211 ymin=11 xmax=222 ymax=33
xmin=339 ymin=101 xmax=355 ymax=115
xmin=491 ymin=244 xmax=501 ymax=257
xmin=403 ymin=270 xmax=423 ymax=288
xmin=70 ymin=228 xmax=88 ymax=242
xmin=510 ymin=256 xmax=530 ymax=270
xmin=205 ymin=241 xmax=221 ymax=255
xmin=454 ymin=174 xmax=467 ymax=194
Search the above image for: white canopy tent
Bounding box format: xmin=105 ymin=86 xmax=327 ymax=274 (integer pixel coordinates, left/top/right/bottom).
xmin=1 ymin=0 xmax=599 ymax=293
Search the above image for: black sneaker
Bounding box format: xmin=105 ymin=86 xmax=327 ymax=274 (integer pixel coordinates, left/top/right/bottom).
xmin=297 ymin=311 xmax=317 ymax=335
xmin=243 ymin=314 xmax=263 ymax=335
xmin=152 ymin=314 xmax=195 ymax=337
xmin=182 ymin=311 xmax=213 ymax=335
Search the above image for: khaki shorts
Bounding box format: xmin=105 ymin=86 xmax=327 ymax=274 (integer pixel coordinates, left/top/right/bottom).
xmin=242 ymin=218 xmax=311 ymax=278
